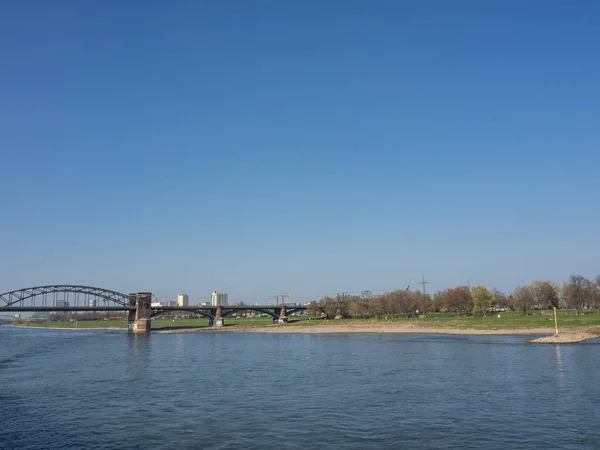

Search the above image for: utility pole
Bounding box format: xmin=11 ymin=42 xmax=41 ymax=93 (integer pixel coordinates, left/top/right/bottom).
xmin=419 ymin=276 xmax=429 ymax=296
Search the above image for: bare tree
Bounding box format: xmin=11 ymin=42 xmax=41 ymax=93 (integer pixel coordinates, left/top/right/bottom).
xmin=492 ymin=289 xmax=510 ymax=311
xmin=387 ymin=290 xmax=417 ymax=318
xmin=532 ymin=281 xmax=559 ymax=309
xmin=347 ymin=296 xmax=368 ymax=318
xmin=319 ymin=296 xmax=337 ymax=319
xmin=415 ymin=292 xmax=433 ymax=314
xmin=307 ymin=301 xmax=320 ymax=319
xmin=434 ymin=287 xmax=472 ymax=316
xmin=563 ymin=275 xmax=591 ymax=309
xmin=592 ymin=275 xmax=600 ymax=309
xmin=368 ymin=296 xmax=386 ymax=318
xmin=514 ymin=285 xmax=533 ymax=314
xmin=335 ymin=294 xmax=350 ymax=318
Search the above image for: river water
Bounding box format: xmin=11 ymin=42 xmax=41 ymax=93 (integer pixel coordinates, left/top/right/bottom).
xmin=1 ymin=327 xmax=599 ymax=450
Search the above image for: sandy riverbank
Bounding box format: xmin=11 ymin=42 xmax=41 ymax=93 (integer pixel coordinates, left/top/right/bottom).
xmin=529 ymin=332 xmax=599 ymax=344
xmin=10 ymin=323 xmax=600 ymax=341
xmin=158 ymin=322 xmax=599 ymax=337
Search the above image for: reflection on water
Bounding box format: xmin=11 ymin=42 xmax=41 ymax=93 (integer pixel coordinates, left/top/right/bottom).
xmin=555 ymin=344 xmax=564 ymax=379
xmin=1 ymin=328 xmax=599 ymax=450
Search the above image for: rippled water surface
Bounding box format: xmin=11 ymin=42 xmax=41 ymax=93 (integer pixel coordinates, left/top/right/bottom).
xmin=1 ymin=326 xmax=599 ymax=449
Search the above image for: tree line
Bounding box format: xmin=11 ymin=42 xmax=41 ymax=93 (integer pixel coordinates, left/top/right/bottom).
xmin=306 ymin=274 xmax=600 ymax=319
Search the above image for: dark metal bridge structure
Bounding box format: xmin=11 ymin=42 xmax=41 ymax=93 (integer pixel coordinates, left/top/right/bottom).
xmin=0 ymin=285 xmax=306 ymax=333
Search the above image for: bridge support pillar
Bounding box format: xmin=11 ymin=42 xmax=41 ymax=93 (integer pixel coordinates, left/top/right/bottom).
xmin=277 ymin=306 xmax=288 ymax=323
xmin=213 ymin=306 xmax=224 ymax=327
xmin=131 ymin=292 xmax=152 ymax=333
xmin=127 ymin=309 xmax=135 ymax=331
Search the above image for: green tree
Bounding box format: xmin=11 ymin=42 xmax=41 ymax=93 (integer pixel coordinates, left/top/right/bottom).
xmin=471 ymin=286 xmax=493 ymax=316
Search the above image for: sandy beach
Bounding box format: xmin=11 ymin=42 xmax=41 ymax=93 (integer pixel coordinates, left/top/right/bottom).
xmin=11 ymin=323 xmax=600 ymax=342
xmin=245 ymin=323 xmax=555 ymax=335
xmin=158 ymin=322 xmax=578 ymax=336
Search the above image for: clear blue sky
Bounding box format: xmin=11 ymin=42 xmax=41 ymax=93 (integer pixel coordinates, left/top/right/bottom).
xmin=1 ymin=1 xmax=598 ymax=303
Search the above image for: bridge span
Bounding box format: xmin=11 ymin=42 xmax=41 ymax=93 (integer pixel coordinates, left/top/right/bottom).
xmin=0 ymin=285 xmax=306 ymax=333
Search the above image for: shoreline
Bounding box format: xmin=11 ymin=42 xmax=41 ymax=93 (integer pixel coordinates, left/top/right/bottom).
xmin=157 ymin=322 xmax=599 ymax=337
xmin=9 ymin=325 xmax=126 ymax=331
xmin=9 ymin=323 xmax=600 ymax=341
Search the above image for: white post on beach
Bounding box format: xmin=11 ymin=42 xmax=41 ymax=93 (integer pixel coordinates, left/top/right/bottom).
xmin=553 ymin=307 xmax=559 ymax=336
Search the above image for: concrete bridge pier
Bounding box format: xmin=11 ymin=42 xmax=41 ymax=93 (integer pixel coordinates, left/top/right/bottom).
xmin=278 ymin=305 xmax=288 ymax=323
xmin=127 ymin=310 xmax=135 ymax=331
xmin=130 ymin=292 xmax=152 ymax=333
xmin=213 ymin=306 xmax=224 ymax=327
xmin=272 ymin=306 xmax=288 ymax=324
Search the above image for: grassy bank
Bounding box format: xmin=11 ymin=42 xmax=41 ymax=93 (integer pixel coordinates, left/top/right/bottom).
xmin=13 ymin=310 xmax=600 ymax=332
xmin=15 ymin=316 xmax=275 ymax=330
xmin=382 ymin=309 xmax=600 ymax=330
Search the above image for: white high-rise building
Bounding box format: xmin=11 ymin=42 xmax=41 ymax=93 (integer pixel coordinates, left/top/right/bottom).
xmin=177 ymin=294 xmax=189 ymax=307
xmin=211 ymin=291 xmax=228 ymax=307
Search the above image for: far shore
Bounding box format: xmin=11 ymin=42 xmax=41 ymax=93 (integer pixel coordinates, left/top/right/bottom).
xmin=9 ymin=322 xmax=600 ymax=341
xmin=9 ymin=325 xmax=126 ymax=331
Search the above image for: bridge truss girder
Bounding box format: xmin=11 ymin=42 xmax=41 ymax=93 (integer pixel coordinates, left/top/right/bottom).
xmin=0 ymin=285 xmax=136 ymax=309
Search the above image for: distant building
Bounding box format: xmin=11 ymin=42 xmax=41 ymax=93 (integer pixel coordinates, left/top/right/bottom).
xmin=211 ymin=291 xmax=228 ymax=307
xmin=177 ymin=294 xmax=189 ymax=307
xmin=56 ymin=300 xmax=69 ymax=308
xmin=151 ymin=302 xmax=162 ymax=308
xmin=161 ymin=301 xmax=171 ymax=307
xmin=199 ymin=302 xmax=210 ymax=307
xmin=89 ymin=300 xmax=97 ymax=308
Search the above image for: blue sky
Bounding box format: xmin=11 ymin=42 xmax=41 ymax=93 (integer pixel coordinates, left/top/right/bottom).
xmin=1 ymin=1 xmax=598 ymax=303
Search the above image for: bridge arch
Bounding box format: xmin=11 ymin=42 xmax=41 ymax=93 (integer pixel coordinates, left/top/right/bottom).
xmin=0 ymin=285 xmax=135 ymax=308
xmin=221 ymin=307 xmax=279 ymax=319
xmin=150 ymin=308 xmax=214 ymax=320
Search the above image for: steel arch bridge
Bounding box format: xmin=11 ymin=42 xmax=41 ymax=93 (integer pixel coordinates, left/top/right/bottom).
xmin=0 ymin=285 xmax=308 ymax=331
xmin=150 ymin=305 xmax=307 ymax=318
xmin=0 ymin=285 xmax=135 ymax=311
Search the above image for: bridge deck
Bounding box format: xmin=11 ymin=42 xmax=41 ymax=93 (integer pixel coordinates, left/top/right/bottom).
xmin=0 ymin=305 xmax=307 ymax=312
xmin=154 ymin=305 xmax=306 ymax=310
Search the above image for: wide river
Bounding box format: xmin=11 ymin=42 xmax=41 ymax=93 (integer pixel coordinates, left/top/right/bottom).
xmin=1 ymin=326 xmax=599 ymax=449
